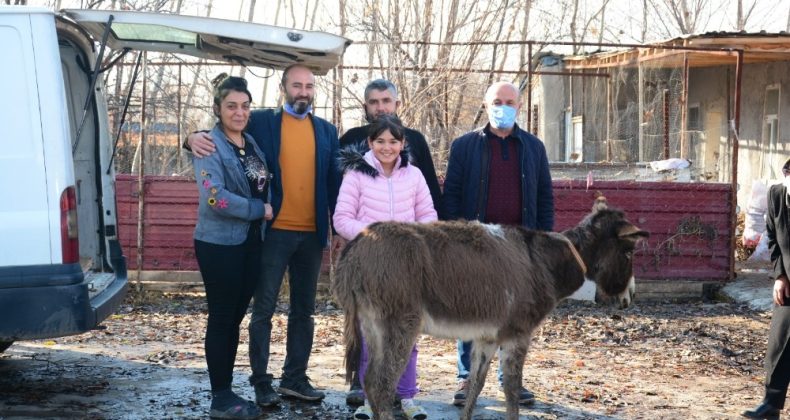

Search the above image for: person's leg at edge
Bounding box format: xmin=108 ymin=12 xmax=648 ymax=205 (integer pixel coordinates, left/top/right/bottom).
xmin=763 ymin=305 xmax=790 ymax=408
xmin=743 ymin=304 xmax=790 ymax=419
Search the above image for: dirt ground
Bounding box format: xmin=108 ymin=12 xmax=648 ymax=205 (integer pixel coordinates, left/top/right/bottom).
xmin=0 ymin=288 xmax=775 ymax=419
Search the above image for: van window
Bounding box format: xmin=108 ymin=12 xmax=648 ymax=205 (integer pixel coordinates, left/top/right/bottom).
xmin=112 ymin=23 xmax=196 ymax=44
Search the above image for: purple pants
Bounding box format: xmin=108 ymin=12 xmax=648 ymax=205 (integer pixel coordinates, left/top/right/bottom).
xmin=358 ymin=331 xmax=419 ymax=399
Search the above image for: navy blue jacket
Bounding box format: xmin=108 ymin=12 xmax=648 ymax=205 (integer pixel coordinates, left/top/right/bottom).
xmin=443 ymin=124 xmax=554 ymax=231
xmin=246 ymin=108 xmax=341 ymax=247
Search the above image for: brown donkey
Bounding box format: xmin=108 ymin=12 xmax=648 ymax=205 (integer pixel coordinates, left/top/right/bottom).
xmin=332 ymin=198 xmax=648 ymax=420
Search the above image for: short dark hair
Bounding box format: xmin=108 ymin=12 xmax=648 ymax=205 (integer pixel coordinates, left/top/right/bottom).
xmin=211 ymin=73 xmax=252 ymax=109
xmin=364 ymin=79 xmax=398 ymax=101
xmin=783 ymin=157 xmax=790 ymax=174
xmin=367 ymin=114 xmax=405 ymax=142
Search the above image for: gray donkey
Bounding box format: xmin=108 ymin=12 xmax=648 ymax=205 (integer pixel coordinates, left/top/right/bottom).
xmin=332 ymin=198 xmax=648 ymax=420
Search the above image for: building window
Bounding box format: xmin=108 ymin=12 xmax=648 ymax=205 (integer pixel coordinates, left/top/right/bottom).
xmin=762 ymin=85 xmax=780 ymax=179
xmin=565 ymin=115 xmax=583 ymax=162
xmin=688 ymin=104 xmax=701 ymax=131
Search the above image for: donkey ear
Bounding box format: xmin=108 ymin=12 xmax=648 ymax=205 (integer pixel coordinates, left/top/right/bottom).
xmin=618 ymin=224 xmax=649 ymax=243
xmin=592 ymin=196 xmax=608 ymax=212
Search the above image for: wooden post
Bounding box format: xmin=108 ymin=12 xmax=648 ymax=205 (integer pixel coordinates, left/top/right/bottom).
xmin=663 ymin=88 xmax=670 ymax=160
xmin=135 ymin=51 xmax=147 ymax=286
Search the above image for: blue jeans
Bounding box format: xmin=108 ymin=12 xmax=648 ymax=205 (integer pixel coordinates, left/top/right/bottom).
xmin=248 ymin=229 xmax=324 ymax=386
xmin=457 ymin=340 xmax=504 ymax=384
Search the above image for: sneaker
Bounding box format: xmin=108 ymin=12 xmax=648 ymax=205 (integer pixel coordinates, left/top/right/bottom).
xmin=498 ymin=385 xmax=536 ymax=405
xmin=254 ymin=382 xmax=281 ymax=407
xmin=401 ymin=400 xmax=428 ymax=420
xmin=353 ymin=404 xmax=373 ymax=419
xmin=210 ymin=390 xmax=262 ymax=420
xmin=208 ymin=402 xmax=261 ymax=420
xmin=278 ymin=377 xmax=326 ymax=401
xmin=346 ymin=382 xmax=365 ymax=406
xmin=452 ymin=379 xmax=468 ymax=406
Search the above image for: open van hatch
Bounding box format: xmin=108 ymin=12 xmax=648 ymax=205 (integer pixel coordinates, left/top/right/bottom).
xmin=62 ymin=9 xmax=351 ymax=75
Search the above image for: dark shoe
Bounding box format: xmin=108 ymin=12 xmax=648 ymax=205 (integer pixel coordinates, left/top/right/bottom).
xmin=452 ymin=379 xmax=468 ymax=406
xmin=210 ymin=390 xmax=262 ymax=419
xmin=347 ymin=382 xmax=365 ymax=406
xmin=498 ymin=385 xmax=536 ymax=405
xmin=278 ymin=377 xmax=326 ymax=401
xmin=742 ymin=402 xmax=781 ymax=419
xmin=254 ymin=382 xmax=281 ymax=407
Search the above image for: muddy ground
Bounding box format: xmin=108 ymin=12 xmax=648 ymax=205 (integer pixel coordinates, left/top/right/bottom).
xmin=0 ymin=288 xmax=775 ymax=419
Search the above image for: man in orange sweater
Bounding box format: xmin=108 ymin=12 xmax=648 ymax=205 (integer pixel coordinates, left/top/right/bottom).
xmin=187 ymin=65 xmax=342 ymax=407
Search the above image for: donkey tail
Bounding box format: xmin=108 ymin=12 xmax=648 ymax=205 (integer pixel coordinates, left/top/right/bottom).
xmin=331 ymin=235 xmax=363 ymax=385
xmin=342 ymin=296 xmax=362 ymax=385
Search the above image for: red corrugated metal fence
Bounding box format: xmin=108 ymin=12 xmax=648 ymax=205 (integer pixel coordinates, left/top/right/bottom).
xmin=116 ymin=175 xmax=734 ymax=281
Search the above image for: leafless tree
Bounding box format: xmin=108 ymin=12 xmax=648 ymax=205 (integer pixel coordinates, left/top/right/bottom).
xmin=648 ymin=0 xmax=711 ymax=36
xmin=736 ymin=0 xmax=758 ymax=31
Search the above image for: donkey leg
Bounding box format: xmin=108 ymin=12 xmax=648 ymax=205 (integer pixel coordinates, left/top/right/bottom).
xmin=460 ymin=339 xmax=498 ymax=420
xmin=363 ymin=316 xmax=420 ymax=420
xmin=500 ymin=339 xmax=530 ymax=420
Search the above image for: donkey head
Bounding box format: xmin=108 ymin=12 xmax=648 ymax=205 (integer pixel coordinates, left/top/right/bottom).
xmin=572 ymin=197 xmax=649 ymax=308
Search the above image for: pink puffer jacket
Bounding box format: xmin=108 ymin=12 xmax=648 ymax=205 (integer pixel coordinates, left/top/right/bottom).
xmin=333 ymin=148 xmax=437 ymax=240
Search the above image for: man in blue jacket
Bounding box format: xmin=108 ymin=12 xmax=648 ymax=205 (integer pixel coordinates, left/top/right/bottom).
xmin=443 ymin=81 xmax=554 ymax=407
xmin=187 ymin=64 xmax=342 ymax=407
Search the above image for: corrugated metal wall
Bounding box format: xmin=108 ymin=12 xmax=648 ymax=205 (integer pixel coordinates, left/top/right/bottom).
xmin=117 ymin=175 xmax=734 ymax=281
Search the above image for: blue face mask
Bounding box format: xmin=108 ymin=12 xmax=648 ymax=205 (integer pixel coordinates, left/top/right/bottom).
xmin=487 ymin=105 xmax=517 ymax=129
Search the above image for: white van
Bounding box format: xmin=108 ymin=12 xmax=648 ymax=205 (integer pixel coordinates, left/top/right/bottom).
xmin=0 ymin=7 xmax=349 ymax=352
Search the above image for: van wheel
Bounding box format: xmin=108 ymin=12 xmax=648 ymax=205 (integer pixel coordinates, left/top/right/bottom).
xmin=0 ymin=341 xmax=12 ymax=353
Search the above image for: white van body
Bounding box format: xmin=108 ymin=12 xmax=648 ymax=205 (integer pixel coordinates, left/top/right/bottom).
xmin=0 ymin=7 xmax=349 ymax=350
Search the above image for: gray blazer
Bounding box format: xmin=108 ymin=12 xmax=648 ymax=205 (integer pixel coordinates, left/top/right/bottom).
xmin=193 ymin=124 xmax=268 ymax=245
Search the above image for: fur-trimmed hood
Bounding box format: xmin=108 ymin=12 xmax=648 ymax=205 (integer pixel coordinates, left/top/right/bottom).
xmin=338 ymin=142 xmax=411 ymax=177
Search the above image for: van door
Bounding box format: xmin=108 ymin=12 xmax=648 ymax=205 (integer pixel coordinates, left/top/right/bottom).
xmin=0 ymin=12 xmax=54 ymax=266
xmin=63 ymin=9 xmax=351 ymax=75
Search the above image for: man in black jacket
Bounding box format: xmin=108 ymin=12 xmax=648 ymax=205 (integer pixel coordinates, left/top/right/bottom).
xmin=339 ymin=79 xmax=443 ymax=220
xmin=338 ymin=79 xmax=443 ymax=406
xmin=743 ymin=157 xmax=790 ymax=419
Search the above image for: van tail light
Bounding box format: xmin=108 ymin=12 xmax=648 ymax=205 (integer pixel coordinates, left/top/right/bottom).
xmin=60 ymin=186 xmax=79 ymax=264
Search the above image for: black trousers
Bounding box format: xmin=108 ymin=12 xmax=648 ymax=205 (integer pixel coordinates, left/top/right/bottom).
xmin=195 ymin=226 xmax=262 ymax=392
xmin=764 ymin=304 xmax=790 ymax=408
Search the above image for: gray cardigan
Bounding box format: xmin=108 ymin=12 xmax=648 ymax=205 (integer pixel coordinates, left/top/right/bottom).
xmin=193 ymin=125 xmax=268 ymax=245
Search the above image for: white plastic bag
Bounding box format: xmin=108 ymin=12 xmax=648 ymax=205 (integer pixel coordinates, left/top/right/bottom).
xmin=748 ymin=232 xmax=771 ymax=262
xmin=743 ymin=180 xmax=768 ymax=247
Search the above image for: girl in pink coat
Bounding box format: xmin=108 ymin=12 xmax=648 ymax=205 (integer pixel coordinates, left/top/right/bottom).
xmin=334 ymin=115 xmax=437 ymax=419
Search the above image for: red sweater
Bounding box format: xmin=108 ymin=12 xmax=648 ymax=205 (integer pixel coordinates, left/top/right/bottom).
xmin=484 ymin=130 xmax=522 ymax=225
